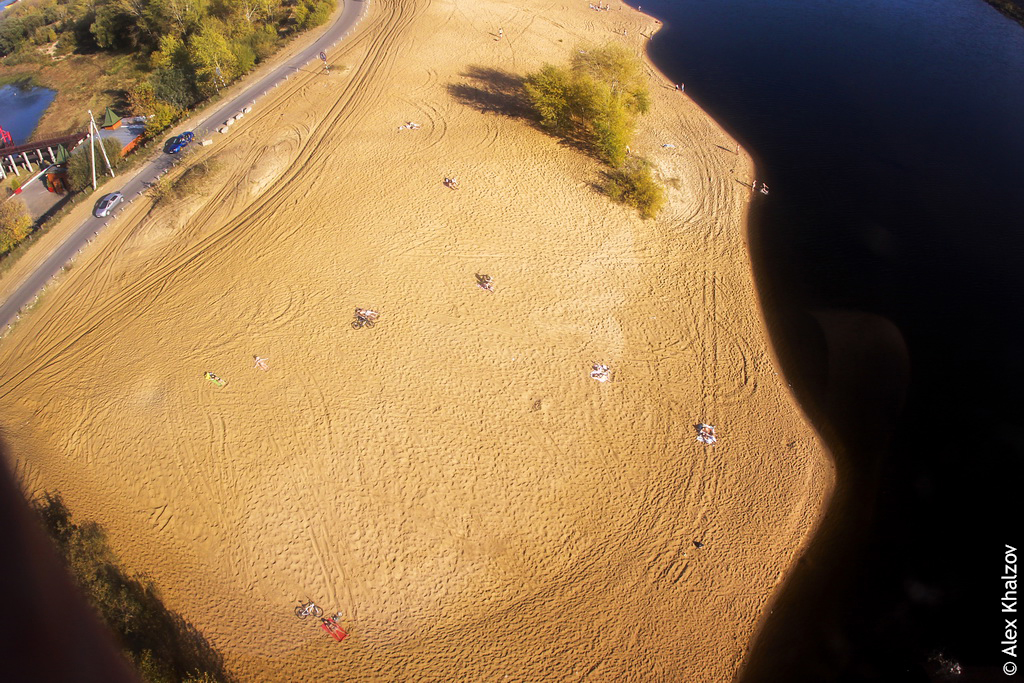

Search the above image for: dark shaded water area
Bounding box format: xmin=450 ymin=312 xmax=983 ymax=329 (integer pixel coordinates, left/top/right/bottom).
xmin=630 ymin=0 xmax=1024 ymax=679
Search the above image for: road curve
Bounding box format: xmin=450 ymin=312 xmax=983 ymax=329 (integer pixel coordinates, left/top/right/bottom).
xmin=0 ymin=0 xmax=369 ymax=330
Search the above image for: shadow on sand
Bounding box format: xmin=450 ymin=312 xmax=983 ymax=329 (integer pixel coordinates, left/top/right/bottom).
xmin=446 ymin=66 xmax=534 ymax=119
xmin=0 ymin=435 xmax=230 ymax=681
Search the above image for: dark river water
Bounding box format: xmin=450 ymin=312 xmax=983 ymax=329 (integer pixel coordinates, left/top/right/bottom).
xmin=0 ymin=84 xmax=56 ymax=145
xmin=630 ymin=0 xmax=1024 ymax=679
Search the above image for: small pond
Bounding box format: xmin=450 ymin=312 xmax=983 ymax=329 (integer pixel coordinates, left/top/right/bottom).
xmin=0 ymin=83 xmax=57 ymax=145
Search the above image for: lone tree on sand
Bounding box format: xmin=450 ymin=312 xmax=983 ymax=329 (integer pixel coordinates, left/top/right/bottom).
xmin=524 ymin=43 xmax=651 ymax=167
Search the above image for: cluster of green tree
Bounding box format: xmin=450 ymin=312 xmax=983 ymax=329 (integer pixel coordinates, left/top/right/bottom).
xmin=523 ymin=44 xmax=665 ymax=218
xmin=32 ymin=493 xmax=227 ymax=683
xmin=1 ymin=0 xmax=335 ymax=127
xmin=0 ymin=197 xmax=33 ymax=256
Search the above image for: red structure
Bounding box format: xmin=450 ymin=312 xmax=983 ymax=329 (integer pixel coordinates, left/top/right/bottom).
xmin=319 ymin=618 xmax=348 ymax=642
xmin=0 ymin=125 xmax=13 ymax=149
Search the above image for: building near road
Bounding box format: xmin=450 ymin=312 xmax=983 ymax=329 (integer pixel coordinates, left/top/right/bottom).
xmin=98 ymin=116 xmax=146 ymax=157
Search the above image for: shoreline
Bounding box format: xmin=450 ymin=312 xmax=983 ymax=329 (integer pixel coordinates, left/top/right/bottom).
xmin=630 ymin=5 xmax=838 ymax=673
xmin=0 ymin=0 xmax=831 ymax=679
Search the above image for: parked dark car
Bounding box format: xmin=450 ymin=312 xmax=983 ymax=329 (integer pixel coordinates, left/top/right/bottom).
xmin=165 ymin=131 xmax=194 ymax=154
xmin=93 ymin=192 xmax=123 ymax=217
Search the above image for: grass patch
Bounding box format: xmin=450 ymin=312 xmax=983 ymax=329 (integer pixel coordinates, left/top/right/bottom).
xmin=604 ymin=157 xmax=666 ymax=219
xmin=149 ymin=159 xmax=220 ymax=208
xmin=0 ymin=73 xmax=39 ymax=88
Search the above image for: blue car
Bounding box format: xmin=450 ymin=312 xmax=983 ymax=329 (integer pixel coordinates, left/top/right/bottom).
xmin=165 ymin=131 xmax=194 ymax=154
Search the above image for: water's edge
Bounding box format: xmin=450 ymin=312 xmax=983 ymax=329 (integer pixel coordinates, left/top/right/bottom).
xmin=627 ymin=6 xmax=844 ymax=679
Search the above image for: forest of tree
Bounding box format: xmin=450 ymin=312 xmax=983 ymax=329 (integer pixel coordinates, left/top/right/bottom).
xmin=0 ymin=0 xmax=335 ymax=130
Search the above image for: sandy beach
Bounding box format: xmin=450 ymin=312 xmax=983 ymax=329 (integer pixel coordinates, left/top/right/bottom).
xmin=0 ymin=0 xmax=832 ymax=679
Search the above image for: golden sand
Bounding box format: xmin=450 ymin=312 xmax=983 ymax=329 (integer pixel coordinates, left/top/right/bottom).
xmin=0 ymin=0 xmax=832 ymax=679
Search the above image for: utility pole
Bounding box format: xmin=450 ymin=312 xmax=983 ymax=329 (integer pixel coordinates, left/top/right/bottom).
xmin=89 ymin=113 xmax=96 ymax=191
xmin=88 ymin=110 xmax=115 ymax=181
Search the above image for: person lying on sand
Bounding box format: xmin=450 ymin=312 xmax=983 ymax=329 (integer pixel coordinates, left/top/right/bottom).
xmin=696 ymin=423 xmax=717 ymax=444
xmin=476 ymin=274 xmax=495 ymax=292
xmin=352 ymin=308 xmax=380 ymax=329
xmin=444 ymin=177 xmax=460 ymax=190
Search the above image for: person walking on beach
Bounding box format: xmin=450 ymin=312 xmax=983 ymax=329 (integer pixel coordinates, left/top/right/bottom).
xmin=498 ymin=27 xmax=504 ymax=39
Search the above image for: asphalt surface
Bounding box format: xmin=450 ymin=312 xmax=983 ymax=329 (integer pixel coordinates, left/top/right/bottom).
xmin=0 ymin=0 xmax=368 ymax=330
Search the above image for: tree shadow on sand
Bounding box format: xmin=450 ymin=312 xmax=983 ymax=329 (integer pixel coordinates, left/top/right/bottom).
xmin=447 ymin=65 xmax=596 ymax=158
xmin=446 ymin=66 xmax=534 ymax=120
xmin=34 ymin=493 xmax=231 ymax=682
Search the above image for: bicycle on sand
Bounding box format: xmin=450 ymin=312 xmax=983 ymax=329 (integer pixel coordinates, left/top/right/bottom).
xmin=295 ymin=599 xmax=324 ymax=619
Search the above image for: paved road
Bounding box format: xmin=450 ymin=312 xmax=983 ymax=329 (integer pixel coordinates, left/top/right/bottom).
xmin=0 ymin=0 xmax=368 ymax=330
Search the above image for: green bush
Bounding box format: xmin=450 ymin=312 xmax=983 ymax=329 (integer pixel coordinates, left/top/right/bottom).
xmin=604 ymin=157 xmax=665 ymax=219
xmin=0 ymin=198 xmax=33 ymax=256
xmin=293 ymin=0 xmax=335 ymax=30
xmin=67 ymin=137 xmax=126 ymax=193
xmin=145 ymin=102 xmax=184 ymax=138
xmin=248 ymin=25 xmax=279 ymax=62
xmin=55 ymin=30 xmax=78 ymax=56
xmin=33 ymin=25 xmax=57 ymax=46
xmin=302 ymin=0 xmax=334 ymax=30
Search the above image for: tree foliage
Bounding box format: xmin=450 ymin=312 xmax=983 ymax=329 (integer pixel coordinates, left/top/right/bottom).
xmin=604 ymin=157 xmax=666 ymax=219
xmin=0 ymin=198 xmax=33 ymax=256
xmin=67 ymin=137 xmax=126 ymax=193
xmin=1 ymin=0 xmax=336 ymax=135
xmin=31 ymin=493 xmax=227 ymax=683
xmin=524 ymin=43 xmax=651 ymax=166
xmin=523 ymin=44 xmax=665 ymax=218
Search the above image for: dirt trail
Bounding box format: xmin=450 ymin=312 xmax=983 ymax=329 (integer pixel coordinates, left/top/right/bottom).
xmin=0 ymin=0 xmax=832 ymax=679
